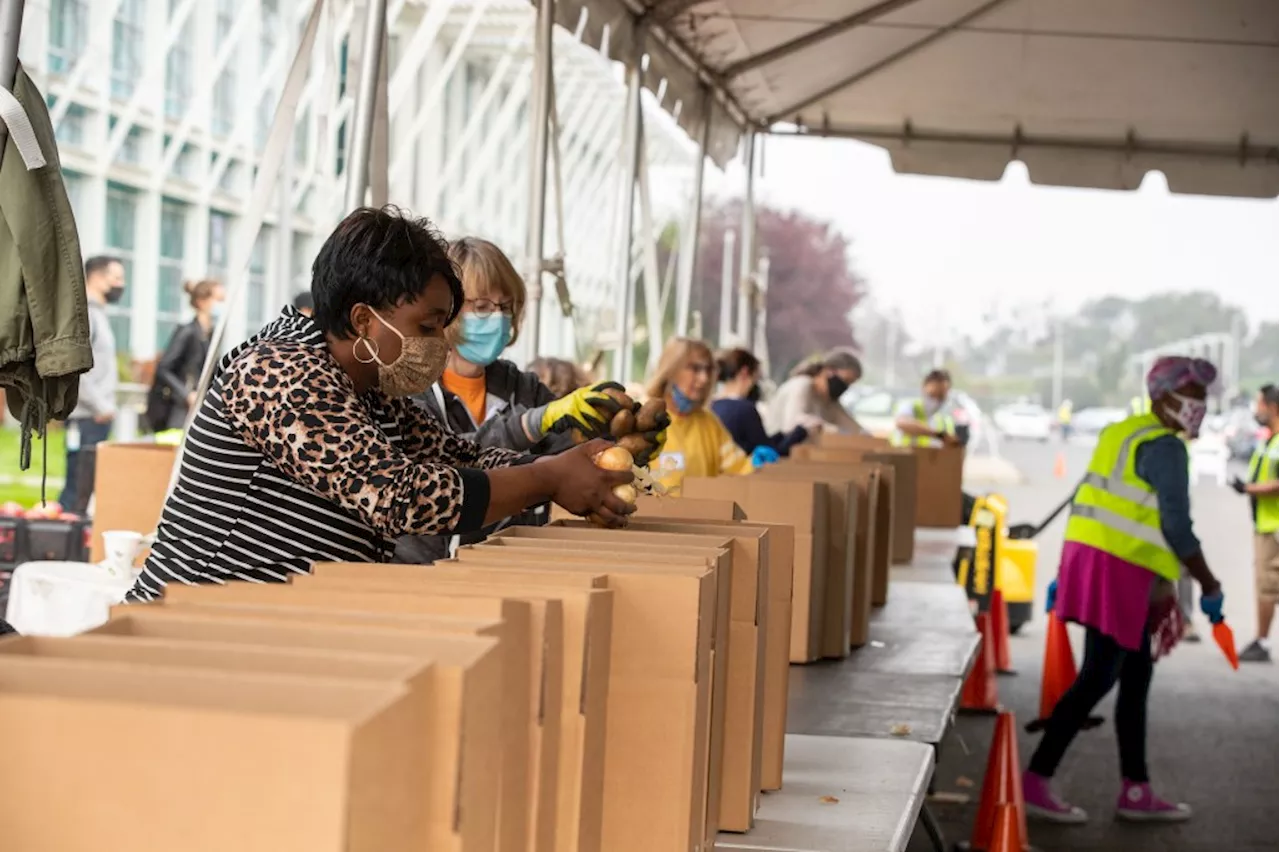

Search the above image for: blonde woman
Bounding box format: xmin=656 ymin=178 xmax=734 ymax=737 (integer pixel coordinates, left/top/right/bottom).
xmin=648 ymin=338 xmax=756 ymax=494
xmin=398 ymin=236 xmax=630 ymax=562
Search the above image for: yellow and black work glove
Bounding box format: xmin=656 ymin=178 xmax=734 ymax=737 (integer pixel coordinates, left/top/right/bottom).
xmin=535 ymin=382 xmax=627 ymax=439
xmin=630 ymin=411 xmax=670 ymax=467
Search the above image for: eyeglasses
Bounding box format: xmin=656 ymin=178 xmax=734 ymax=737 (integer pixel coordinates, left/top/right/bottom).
xmin=465 ymin=298 xmax=515 ymax=318
xmin=684 ymin=363 xmax=714 ymax=376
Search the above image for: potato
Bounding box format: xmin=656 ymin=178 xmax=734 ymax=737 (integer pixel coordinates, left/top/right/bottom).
xmin=603 ymin=388 xmax=636 ymax=412
xmin=612 ymin=483 xmax=637 ymax=504
xmin=609 ymin=409 xmax=636 ymax=438
xmin=617 ymin=434 xmax=649 ymax=457
xmin=635 ymin=398 xmax=667 ymax=433
xmin=594 ymin=446 xmax=634 ymax=471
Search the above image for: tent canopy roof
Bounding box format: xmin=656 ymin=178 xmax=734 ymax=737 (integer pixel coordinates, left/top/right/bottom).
xmin=556 ymin=0 xmax=1278 ymax=197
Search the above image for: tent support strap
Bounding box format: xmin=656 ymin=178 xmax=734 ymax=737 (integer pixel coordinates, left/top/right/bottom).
xmin=525 ymin=0 xmax=555 ymax=356
xmin=345 ymin=0 xmax=389 ymax=210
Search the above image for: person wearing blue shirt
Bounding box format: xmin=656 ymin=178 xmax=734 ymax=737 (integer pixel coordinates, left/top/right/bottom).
xmin=712 ymin=348 xmax=814 ymax=460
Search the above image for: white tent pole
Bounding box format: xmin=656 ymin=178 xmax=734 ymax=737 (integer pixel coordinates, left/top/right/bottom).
xmin=718 ymin=229 xmax=735 ymax=347
xmin=612 ymin=44 xmax=643 ymax=383
xmin=344 ymin=0 xmax=388 ymax=210
xmin=635 ymin=124 xmax=664 ymax=370
xmin=737 ymin=130 xmax=757 ymax=345
xmin=675 ymin=85 xmax=710 ymax=338
xmin=525 ymin=0 xmax=555 ymax=356
xmin=0 ymin=0 xmax=26 ymax=167
xmin=754 ymin=253 xmax=771 ymax=375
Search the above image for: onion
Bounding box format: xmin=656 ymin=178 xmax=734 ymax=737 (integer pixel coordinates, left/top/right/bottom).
xmin=594 ymin=446 xmax=634 ymax=471
xmin=612 ymin=483 xmax=638 ymax=504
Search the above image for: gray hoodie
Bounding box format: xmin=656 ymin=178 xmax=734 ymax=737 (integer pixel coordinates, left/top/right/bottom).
xmin=69 ymin=301 xmax=118 ymax=419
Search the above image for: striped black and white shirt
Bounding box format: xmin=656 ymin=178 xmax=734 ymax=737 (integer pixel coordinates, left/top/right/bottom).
xmin=126 ymin=308 xmax=520 ymax=602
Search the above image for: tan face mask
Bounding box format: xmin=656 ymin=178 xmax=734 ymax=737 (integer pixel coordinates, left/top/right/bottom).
xmin=355 ymin=309 xmax=449 ymax=397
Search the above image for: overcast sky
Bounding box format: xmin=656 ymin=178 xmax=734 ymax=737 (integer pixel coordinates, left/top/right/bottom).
xmin=698 ymin=136 xmax=1279 ymax=344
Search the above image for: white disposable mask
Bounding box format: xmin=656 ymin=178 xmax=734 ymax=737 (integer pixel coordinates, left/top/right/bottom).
xmin=1166 ymin=391 xmax=1207 ymax=438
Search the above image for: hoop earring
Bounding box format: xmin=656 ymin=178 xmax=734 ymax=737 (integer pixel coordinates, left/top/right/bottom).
xmin=354 ymin=336 xmax=380 ymax=365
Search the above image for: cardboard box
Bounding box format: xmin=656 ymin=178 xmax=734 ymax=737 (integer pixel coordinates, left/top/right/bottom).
xmin=92 ymin=611 xmax=502 ymax=852
xmin=550 ymin=519 xmax=767 ymax=831
xmin=768 ymin=458 xmax=893 ymax=608
xmin=683 ymin=477 xmax=829 ymax=663
xmin=794 ymin=445 xmax=917 ymax=563
xmin=485 ymin=527 xmax=734 ymax=845
xmin=634 ymin=496 xmax=748 ymax=521
xmin=310 ymin=563 xmax=613 ymax=852
xmin=458 ymin=541 xmax=721 ymax=852
xmin=90 ymin=442 xmax=176 ymax=563
xmin=157 ymin=584 xmax=534 ymax=852
xmin=912 ymin=445 xmax=966 ymax=527
xmin=617 ymin=508 xmax=795 ymax=792
xmin=292 ymin=573 xmax=564 ymax=852
xmin=755 ymin=467 xmax=862 ymax=655
xmin=0 ymin=653 xmax=434 ymax=852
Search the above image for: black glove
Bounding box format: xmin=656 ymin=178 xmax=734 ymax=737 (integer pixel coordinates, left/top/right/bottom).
xmin=1231 ymin=477 xmax=1247 ymax=495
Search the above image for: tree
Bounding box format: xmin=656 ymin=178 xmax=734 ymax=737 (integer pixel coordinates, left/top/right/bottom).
xmin=692 ymin=201 xmax=865 ymax=380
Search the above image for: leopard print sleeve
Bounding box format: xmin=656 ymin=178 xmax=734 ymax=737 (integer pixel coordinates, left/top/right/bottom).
xmin=389 ymin=394 xmax=526 ymax=471
xmin=221 ymin=341 xmax=483 ymax=538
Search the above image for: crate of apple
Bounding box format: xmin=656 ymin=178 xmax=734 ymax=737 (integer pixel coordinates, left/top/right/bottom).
xmin=0 ymin=501 xmax=78 ymax=522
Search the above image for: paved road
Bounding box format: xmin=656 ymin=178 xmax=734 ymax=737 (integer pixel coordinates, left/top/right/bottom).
xmin=907 ymin=439 xmax=1280 ymax=852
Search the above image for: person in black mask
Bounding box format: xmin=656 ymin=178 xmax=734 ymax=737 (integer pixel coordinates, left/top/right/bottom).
xmin=712 ymin=347 xmax=813 ymax=459
xmin=767 ymin=347 xmax=865 ymax=437
xmin=60 ymin=255 xmax=126 ymax=512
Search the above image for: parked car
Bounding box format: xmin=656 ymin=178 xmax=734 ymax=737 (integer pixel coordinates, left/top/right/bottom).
xmin=1220 ymin=406 xmax=1268 ymax=461
xmin=842 ymin=386 xmax=984 ymax=447
xmin=993 ymin=402 xmax=1053 ymax=442
xmin=1070 ymin=406 xmax=1128 ymax=439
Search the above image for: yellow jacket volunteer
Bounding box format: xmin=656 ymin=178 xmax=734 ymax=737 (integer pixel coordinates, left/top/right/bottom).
xmin=647 ymin=337 xmax=755 ymax=495
xmin=1063 ymin=413 xmax=1182 ymax=581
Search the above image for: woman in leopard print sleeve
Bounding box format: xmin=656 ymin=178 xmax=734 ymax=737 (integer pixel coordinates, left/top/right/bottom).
xmin=127 ymin=207 xmax=633 ymax=602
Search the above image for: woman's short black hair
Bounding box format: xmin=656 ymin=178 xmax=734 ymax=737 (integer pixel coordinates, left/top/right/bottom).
xmin=311 ymin=205 xmax=463 ymax=338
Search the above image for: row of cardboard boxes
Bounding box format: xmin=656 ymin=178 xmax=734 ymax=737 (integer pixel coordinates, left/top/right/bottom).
xmin=0 ymin=434 xmax=964 ymax=852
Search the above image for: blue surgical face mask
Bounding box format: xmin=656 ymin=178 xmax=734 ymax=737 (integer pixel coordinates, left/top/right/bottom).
xmin=455 ymin=313 xmax=512 ymax=366
xmin=670 ymin=384 xmax=697 ymax=415
xmin=209 ymin=303 xmax=225 ymax=322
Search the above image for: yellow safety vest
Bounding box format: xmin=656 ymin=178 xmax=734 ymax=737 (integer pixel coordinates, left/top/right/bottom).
xmin=892 ymin=400 xmax=956 ymax=447
xmin=1249 ymin=432 xmax=1279 ymax=534
xmin=1130 ymin=396 xmax=1152 ymax=416
xmin=1063 ymin=413 xmax=1182 ymax=581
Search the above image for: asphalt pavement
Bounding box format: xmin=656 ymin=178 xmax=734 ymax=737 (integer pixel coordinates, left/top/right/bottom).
xmin=906 ymin=439 xmax=1280 ymax=852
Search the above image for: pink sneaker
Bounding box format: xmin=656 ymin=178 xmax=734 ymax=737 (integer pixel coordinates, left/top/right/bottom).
xmin=1023 ymin=770 xmax=1088 ymax=824
xmin=1116 ymin=780 xmax=1192 ymax=822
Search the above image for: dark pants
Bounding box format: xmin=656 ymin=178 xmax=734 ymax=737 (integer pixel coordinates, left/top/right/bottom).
xmin=1029 ymin=626 xmax=1153 ymax=783
xmin=59 ymin=418 xmax=112 ymax=512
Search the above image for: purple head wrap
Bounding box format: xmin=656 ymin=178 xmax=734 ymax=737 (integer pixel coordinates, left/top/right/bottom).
xmin=1146 ymin=356 xmax=1217 ymax=401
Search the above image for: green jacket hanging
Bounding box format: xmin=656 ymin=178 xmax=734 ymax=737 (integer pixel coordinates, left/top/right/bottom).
xmin=0 ymin=64 xmax=92 ymax=468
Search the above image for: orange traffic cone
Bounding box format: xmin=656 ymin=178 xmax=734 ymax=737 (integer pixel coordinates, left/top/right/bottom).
xmin=967 ymin=712 xmax=1028 ymax=851
xmin=991 ymin=589 xmax=1016 ymax=675
xmin=1053 ymin=451 xmax=1067 ymax=479
xmin=1024 ymin=612 xmax=1103 ymax=733
xmin=961 ymin=613 xmax=1000 ymax=713
xmin=989 ymin=804 xmax=1024 ymax=852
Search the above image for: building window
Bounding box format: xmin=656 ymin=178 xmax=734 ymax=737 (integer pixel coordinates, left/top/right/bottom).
xmin=293 ymin=106 xmax=310 ymax=167
xmin=111 ymin=0 xmax=145 ymax=101
xmin=156 ymin=199 xmax=188 ymax=349
xmin=55 ymin=103 xmax=87 ymax=146
xmin=260 ymin=0 xmax=280 ymax=67
xmin=119 ymin=126 xmax=144 ymax=164
xmin=165 ymin=12 xmax=192 ymax=119
xmin=105 ymin=184 xmax=139 ymax=353
xmin=62 ymin=170 xmax=87 ymax=231
xmin=247 ymin=228 xmax=271 ymax=332
xmin=257 ymin=90 xmax=276 ymax=150
xmin=212 ymin=0 xmax=238 ymax=136
xmin=48 ymin=0 xmax=88 ymax=75
xmin=208 ymin=210 xmax=231 ymax=284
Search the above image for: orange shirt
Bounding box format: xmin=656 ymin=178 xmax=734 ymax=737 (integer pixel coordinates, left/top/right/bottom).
xmin=442 ymin=369 xmax=487 ymax=426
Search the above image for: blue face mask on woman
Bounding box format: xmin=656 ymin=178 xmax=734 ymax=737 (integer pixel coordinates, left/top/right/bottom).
xmin=456 ymin=313 xmax=512 ymax=366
